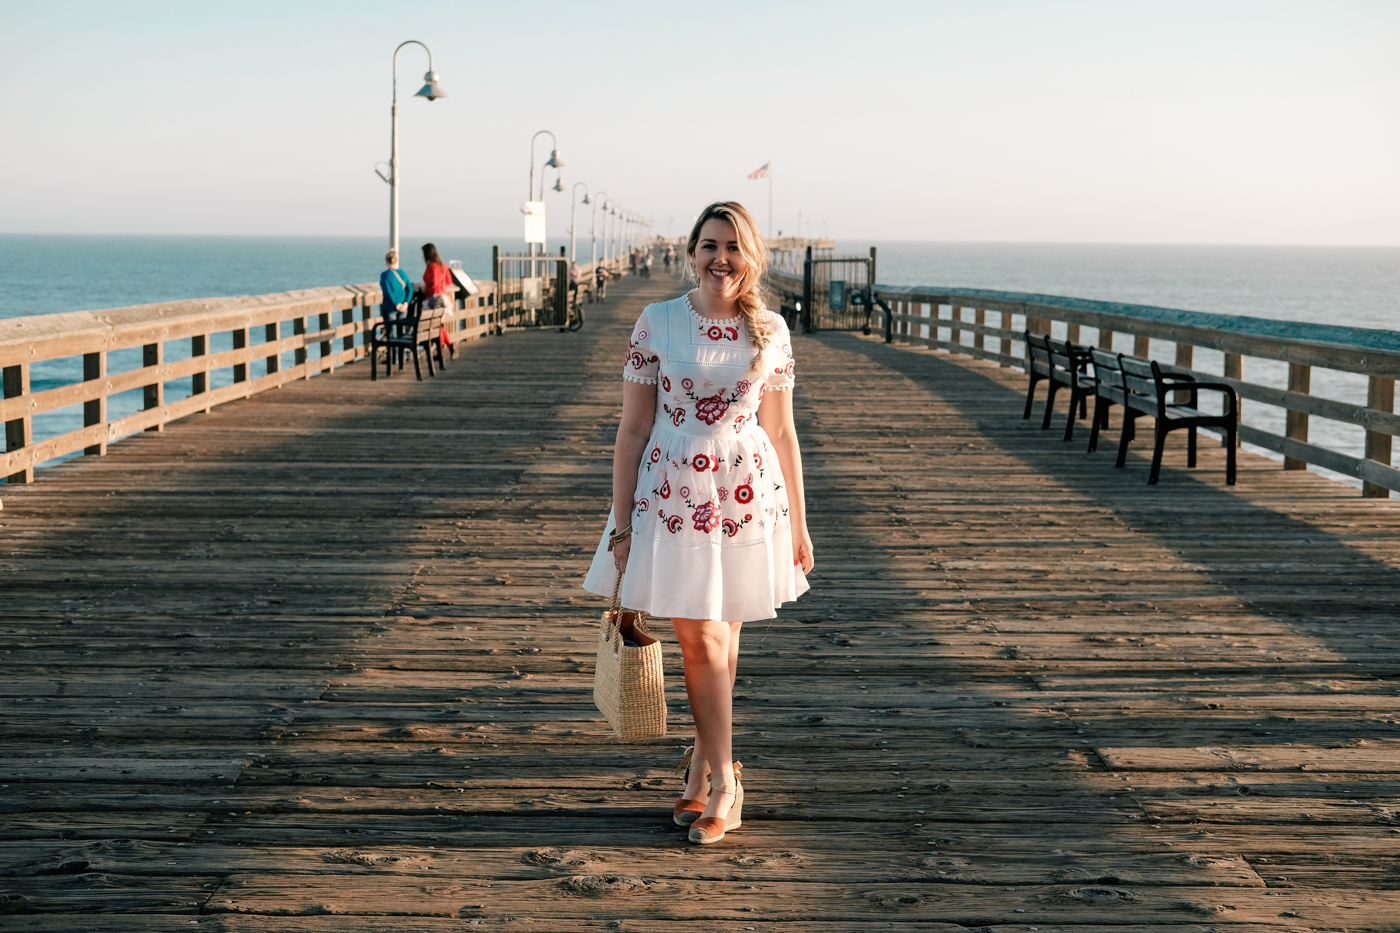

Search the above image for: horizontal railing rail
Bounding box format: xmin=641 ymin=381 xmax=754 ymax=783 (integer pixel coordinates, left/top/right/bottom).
xmin=0 ymin=279 xmax=508 ymax=483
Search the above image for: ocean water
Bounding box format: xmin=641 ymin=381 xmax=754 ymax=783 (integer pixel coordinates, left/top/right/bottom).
xmin=2 ymin=235 xmax=1396 ymax=487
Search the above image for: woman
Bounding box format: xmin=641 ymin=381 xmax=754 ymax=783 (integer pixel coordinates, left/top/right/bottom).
xmin=379 ymin=250 xmax=412 ymax=320
xmin=583 ymin=201 xmax=814 ymax=845
xmin=420 ymin=243 xmax=454 ymax=354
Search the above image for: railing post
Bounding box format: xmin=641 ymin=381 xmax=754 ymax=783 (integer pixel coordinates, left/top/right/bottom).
xmin=975 ymin=308 xmax=986 ymax=352
xmin=1134 ymin=334 xmax=1150 ymax=358
xmin=1224 ymin=353 xmax=1243 ymax=447
xmin=1100 ymin=328 xmax=1115 ymax=353
xmin=1284 ymin=362 xmax=1311 ymax=470
xmin=3 ymin=363 xmax=32 ymax=484
xmin=142 ymin=342 xmax=164 ymax=432
xmin=1066 ymin=321 xmax=1080 ymax=345
xmin=190 ymin=335 xmax=209 ymax=414
xmin=265 ymin=323 xmax=280 ymax=378
xmin=950 ymin=305 xmax=961 ymax=350
xmin=232 ymin=328 xmax=248 ymax=384
xmin=1000 ymin=311 xmax=1011 ymax=362
xmin=1364 ymin=376 xmax=1395 ymax=498
xmin=342 ymin=307 xmax=354 ymax=356
xmin=1173 ymin=343 xmax=1195 ymax=404
xmin=83 ymin=351 xmax=107 ymax=456
xmin=293 ymin=318 xmax=307 ymax=376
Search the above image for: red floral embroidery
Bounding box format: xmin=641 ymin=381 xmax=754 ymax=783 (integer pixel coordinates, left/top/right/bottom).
xmin=662 ymin=376 xmax=671 ymax=392
xmin=671 ymin=407 xmax=686 ymax=426
xmin=692 ymin=453 xmax=712 ymax=472
xmin=736 ymin=379 xmax=751 ymax=395
xmin=753 ymin=453 xmax=763 ymax=469
xmin=649 ymin=446 xmax=661 ymax=463
xmin=717 ymin=486 xmax=729 ymax=501
xmin=692 ymin=500 xmax=721 ymax=533
xmin=635 ymin=497 xmax=650 ymax=513
xmin=734 ymin=484 xmax=754 ymax=504
xmin=665 ymin=514 xmax=684 ymax=533
xmin=681 ymin=378 xmax=694 ymax=391
xmin=724 ymin=326 xmax=739 ymax=341
xmin=679 ymin=485 xmax=691 ymax=498
xmin=659 ymin=480 xmax=671 ymax=499
xmin=733 ymin=414 xmax=745 ymax=433
xmin=695 ymin=394 xmax=729 ymax=425
xmin=722 ymin=518 xmax=739 ymax=537
xmin=784 ymin=361 xmax=795 ymax=378
xmin=706 ymin=325 xmax=723 ymax=341
xmin=744 ymin=513 xmax=753 ymax=521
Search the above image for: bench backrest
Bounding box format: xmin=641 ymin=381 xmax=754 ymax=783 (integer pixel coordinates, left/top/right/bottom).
xmin=1024 ymin=332 xmax=1052 ymax=376
xmin=416 ymin=306 xmax=444 ymax=344
xmin=1046 ymin=337 xmax=1089 ymax=378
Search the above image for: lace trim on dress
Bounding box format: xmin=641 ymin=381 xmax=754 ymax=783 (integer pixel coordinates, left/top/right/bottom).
xmin=623 ymin=372 xmax=658 ymax=385
xmin=765 ymin=383 xmax=793 ymax=391
xmin=683 ymin=291 xmax=740 ymax=327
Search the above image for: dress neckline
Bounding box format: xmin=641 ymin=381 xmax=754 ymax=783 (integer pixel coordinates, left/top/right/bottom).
xmin=684 ymin=290 xmax=739 ymax=324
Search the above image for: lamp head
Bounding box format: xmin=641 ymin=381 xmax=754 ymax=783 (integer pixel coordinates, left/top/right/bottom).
xmin=546 ymin=149 xmax=564 ymax=169
xmin=416 ymin=70 xmax=448 ymax=100
xmin=552 ymin=177 xmax=564 ymax=193
xmin=582 ymin=194 xmax=591 ymax=205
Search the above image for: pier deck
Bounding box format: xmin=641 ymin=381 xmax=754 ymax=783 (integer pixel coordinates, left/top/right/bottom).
xmin=3 ymin=275 xmax=1400 ymax=932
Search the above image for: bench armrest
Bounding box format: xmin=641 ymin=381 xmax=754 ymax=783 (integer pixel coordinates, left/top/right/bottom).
xmin=1172 ymin=380 xmax=1238 ymax=417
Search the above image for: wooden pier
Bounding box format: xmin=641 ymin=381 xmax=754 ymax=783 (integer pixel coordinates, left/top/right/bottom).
xmin=3 ymin=273 xmax=1400 ymax=931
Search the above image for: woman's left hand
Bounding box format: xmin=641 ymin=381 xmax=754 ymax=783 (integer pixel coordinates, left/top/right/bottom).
xmin=793 ymin=524 xmax=815 ymax=574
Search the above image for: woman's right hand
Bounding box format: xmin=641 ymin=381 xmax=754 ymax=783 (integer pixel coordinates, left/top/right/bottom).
xmin=612 ymin=534 xmax=631 ymax=573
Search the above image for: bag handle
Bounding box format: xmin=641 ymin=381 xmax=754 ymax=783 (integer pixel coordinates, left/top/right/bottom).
xmin=607 ymin=567 xmax=650 ymax=636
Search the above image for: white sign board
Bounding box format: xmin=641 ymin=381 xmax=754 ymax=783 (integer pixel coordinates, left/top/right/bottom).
xmin=521 ymin=276 xmax=542 ymax=310
xmin=449 ymin=267 xmax=480 ymax=296
xmin=524 ymin=201 xmax=546 ymax=245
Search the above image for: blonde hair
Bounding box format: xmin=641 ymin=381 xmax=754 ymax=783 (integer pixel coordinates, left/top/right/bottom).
xmin=684 ymin=201 xmax=772 ymax=373
xmin=385 ymin=250 xmax=397 ymax=265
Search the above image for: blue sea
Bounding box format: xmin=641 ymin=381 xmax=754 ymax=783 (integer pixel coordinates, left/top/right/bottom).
xmin=1 ymin=235 xmax=1397 ymax=486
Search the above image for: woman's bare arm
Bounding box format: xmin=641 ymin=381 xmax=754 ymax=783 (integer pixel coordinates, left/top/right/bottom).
xmin=757 ymin=388 xmax=814 ymax=573
xmin=611 ymin=379 xmax=657 ymax=571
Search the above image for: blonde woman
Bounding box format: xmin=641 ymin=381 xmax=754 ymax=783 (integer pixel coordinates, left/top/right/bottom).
xmin=583 ymin=201 xmax=814 ymax=845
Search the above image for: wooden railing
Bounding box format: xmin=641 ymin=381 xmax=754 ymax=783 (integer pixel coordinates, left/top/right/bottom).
xmin=0 ymin=280 xmax=507 ymax=483
xmin=770 ymin=271 xmax=1399 ymax=498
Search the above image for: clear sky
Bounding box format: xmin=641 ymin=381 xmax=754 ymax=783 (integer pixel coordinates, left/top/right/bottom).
xmin=2 ymin=0 xmax=1397 ymax=245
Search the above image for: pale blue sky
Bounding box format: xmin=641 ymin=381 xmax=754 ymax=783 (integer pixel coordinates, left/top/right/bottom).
xmin=2 ymin=0 xmax=1397 ymax=244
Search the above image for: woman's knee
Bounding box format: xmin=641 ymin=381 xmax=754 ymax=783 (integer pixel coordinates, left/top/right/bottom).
xmin=673 ymin=619 xmax=730 ymax=665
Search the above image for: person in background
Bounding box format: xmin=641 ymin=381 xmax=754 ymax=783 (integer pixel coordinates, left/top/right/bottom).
xmin=629 ymin=250 xmax=638 ymax=276
xmin=379 ymin=250 xmax=412 ymax=320
xmin=421 ymin=243 xmax=454 ymax=355
xmin=569 ymin=260 xmax=581 ymax=307
xmin=643 ymin=252 xmax=653 ymax=278
xmin=595 ymin=263 xmax=609 ymax=302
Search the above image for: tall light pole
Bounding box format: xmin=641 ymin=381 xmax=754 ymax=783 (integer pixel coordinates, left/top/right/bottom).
xmin=569 ymin=182 xmax=590 ymax=265
xmin=379 ymin=41 xmax=447 ymax=261
xmin=527 ymin=130 xmax=563 ymax=264
xmin=591 ymin=190 xmax=609 ymax=269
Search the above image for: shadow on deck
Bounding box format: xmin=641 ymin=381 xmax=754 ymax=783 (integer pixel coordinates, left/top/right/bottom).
xmin=2 ymin=273 xmax=1399 ymax=931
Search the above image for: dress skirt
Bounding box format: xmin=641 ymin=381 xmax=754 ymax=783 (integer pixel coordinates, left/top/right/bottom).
xmin=582 ymin=419 xmax=810 ymax=623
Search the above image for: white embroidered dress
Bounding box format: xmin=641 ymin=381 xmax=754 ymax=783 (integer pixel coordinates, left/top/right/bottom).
xmin=582 ymin=295 xmax=810 ymax=622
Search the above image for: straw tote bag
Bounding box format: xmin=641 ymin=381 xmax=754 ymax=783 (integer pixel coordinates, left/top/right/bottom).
xmin=594 ymin=569 xmax=667 ymax=740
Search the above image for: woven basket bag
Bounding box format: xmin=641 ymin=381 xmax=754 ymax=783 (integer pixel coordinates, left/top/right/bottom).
xmin=594 ymin=569 xmax=667 ymax=740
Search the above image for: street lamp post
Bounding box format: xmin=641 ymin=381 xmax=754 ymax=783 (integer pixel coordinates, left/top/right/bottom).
xmin=591 ymin=191 xmax=609 ymax=270
xmin=569 ymin=182 xmax=590 ymax=265
xmin=380 ymin=40 xmax=447 ymax=261
xmin=527 ymin=130 xmax=563 ymax=265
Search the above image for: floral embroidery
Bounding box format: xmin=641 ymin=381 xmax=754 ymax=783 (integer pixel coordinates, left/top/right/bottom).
xmin=635 ymin=497 xmax=650 ymax=513
xmin=733 ymin=414 xmax=746 ymax=433
xmin=692 ymin=499 xmax=721 ymax=533
xmin=649 ymin=446 xmax=661 ymax=464
xmin=662 ymin=376 xmax=671 ymax=392
xmin=716 ymin=486 xmax=728 ymax=501
xmin=692 ymin=453 xmax=712 ymax=472
xmin=695 ymin=394 xmax=729 ymax=425
xmin=700 ymin=322 xmax=740 ymax=342
xmin=659 ymin=480 xmax=671 ymax=499
xmin=734 ymin=484 xmax=754 ymax=505
xmin=671 ymin=407 xmax=686 ymax=426
xmin=721 ymin=513 xmax=752 ymax=538
xmin=681 ymin=378 xmax=694 ymax=391
xmin=679 ymin=486 xmax=691 ymax=498
xmin=665 ymin=514 xmax=684 ymax=533
xmin=736 ymin=379 xmax=751 ymax=395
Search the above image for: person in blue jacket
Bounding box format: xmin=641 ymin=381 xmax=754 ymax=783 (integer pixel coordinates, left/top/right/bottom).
xmin=379 ymin=250 xmax=413 ymax=320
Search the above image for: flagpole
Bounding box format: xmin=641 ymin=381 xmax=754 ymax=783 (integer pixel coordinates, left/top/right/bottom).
xmin=768 ymin=166 xmax=773 ymax=239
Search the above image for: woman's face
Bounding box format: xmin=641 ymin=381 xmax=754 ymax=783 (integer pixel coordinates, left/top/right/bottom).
xmin=692 ymin=217 xmax=748 ymax=302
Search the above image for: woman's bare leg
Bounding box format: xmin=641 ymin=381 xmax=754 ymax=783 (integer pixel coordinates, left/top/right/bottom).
xmin=673 ymin=617 xmax=742 ymax=817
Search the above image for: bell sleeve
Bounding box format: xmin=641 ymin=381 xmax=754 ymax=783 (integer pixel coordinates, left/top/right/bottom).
xmin=623 ymin=308 xmax=660 ymax=384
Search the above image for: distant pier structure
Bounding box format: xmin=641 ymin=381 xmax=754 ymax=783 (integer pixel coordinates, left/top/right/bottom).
xmin=2 ymin=258 xmax=1400 ymax=927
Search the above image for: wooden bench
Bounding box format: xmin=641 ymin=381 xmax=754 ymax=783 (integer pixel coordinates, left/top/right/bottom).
xmin=1022 ymin=332 xmax=1091 ymax=437
xmin=368 ymin=301 xmax=447 ymax=381
xmin=1086 ymin=347 xmax=1125 ymax=454
xmin=1109 ymin=354 xmax=1239 ymax=485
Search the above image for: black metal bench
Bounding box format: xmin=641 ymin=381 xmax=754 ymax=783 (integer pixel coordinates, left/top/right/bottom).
xmin=1023 ymin=332 xmax=1091 ymax=437
xmin=369 ymin=301 xmax=447 ymax=381
xmin=1086 ymin=347 xmax=1124 ymax=454
xmin=1109 ymin=354 xmax=1239 ymax=485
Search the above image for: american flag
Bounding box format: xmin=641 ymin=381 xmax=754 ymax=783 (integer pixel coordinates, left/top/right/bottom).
xmin=747 ymin=162 xmax=770 ymax=180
